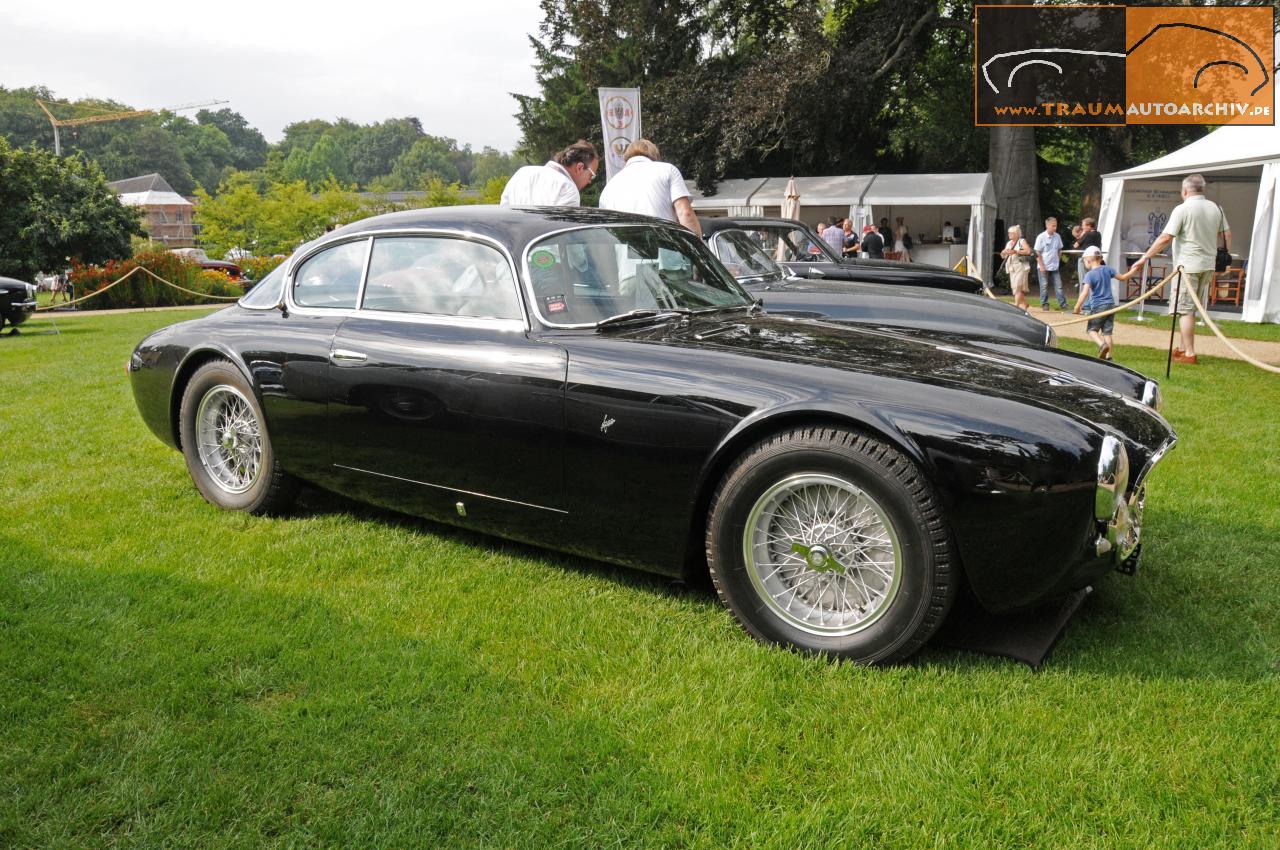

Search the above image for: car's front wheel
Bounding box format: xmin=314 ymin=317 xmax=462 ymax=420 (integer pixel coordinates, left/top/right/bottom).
xmin=706 ymin=427 xmax=955 ymax=664
xmin=179 ymin=359 xmax=298 ymax=515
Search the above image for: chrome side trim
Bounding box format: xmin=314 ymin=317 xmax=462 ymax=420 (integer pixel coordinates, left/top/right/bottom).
xmin=333 ymin=464 xmax=569 ymax=515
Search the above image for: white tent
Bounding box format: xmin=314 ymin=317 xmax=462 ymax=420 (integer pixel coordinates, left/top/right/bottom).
xmin=1097 ymin=125 xmax=1280 ymax=323
xmin=690 ymin=172 xmax=997 ymax=282
xmin=859 ymin=173 xmax=997 ymax=283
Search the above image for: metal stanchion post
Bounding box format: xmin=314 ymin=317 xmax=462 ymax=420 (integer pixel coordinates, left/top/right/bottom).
xmin=1166 ymin=270 xmax=1181 ymax=378
xmin=1135 ymin=260 xmax=1150 ymax=322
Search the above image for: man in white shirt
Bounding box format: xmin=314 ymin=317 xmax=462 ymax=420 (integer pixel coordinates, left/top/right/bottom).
xmin=1033 ymin=216 xmax=1067 ymax=310
xmin=597 ymin=139 xmax=701 ymax=236
xmin=500 ymin=140 xmax=598 ymax=207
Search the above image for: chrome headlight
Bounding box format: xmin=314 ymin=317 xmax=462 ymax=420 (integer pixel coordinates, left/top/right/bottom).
xmin=1141 ymin=380 xmax=1162 ymax=411
xmin=1095 ymin=436 xmax=1130 ymax=522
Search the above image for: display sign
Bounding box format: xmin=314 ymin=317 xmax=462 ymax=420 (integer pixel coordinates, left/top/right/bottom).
xmin=598 ymin=88 xmax=641 ymax=182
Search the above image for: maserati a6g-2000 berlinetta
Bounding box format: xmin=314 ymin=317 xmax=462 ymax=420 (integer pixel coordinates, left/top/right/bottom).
xmin=130 ymin=207 xmax=1175 ymax=664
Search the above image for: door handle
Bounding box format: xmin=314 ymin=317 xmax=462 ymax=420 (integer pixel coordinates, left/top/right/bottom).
xmin=330 ymin=349 xmax=367 ymax=364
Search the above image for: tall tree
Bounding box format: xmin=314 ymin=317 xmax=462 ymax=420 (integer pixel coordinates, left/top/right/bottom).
xmin=0 ymin=140 xmax=142 ymax=279
xmin=196 ymin=108 xmax=268 ymax=171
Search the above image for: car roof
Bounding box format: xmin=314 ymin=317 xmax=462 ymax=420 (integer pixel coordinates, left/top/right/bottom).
xmin=325 ymin=205 xmax=680 ymax=250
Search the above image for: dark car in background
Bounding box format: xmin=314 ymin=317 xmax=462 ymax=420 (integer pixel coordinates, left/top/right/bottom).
xmin=129 ymin=206 xmax=1174 ymax=665
xmin=702 ymin=217 xmax=985 ymax=293
xmin=0 ymin=277 xmax=38 ymax=333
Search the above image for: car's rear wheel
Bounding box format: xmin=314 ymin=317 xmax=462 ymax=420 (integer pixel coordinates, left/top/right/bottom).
xmin=706 ymin=426 xmax=955 ymax=664
xmin=179 ymin=359 xmax=298 ymax=514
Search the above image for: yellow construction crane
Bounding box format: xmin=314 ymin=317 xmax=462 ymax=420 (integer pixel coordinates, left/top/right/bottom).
xmin=34 ymin=98 xmax=229 ymax=155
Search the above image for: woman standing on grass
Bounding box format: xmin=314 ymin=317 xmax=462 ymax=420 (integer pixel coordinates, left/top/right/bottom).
xmin=1001 ymin=225 xmax=1033 ymax=312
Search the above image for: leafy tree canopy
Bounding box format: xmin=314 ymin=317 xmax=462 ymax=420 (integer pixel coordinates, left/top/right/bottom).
xmin=0 ymin=139 xmax=143 ymax=279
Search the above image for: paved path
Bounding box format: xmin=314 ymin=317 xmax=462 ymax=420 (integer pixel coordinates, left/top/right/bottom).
xmin=1046 ymin=310 xmax=1280 ymax=365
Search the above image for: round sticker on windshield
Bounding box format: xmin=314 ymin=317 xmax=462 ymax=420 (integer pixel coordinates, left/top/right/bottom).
xmin=531 ymin=250 xmax=557 ymax=269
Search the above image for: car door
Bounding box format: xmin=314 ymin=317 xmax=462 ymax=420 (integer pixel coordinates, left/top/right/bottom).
xmin=325 ymin=233 xmax=568 ymax=539
xmin=252 ymin=236 xmax=370 ymax=485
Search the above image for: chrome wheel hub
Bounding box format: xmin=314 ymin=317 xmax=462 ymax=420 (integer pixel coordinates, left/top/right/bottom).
xmin=195 ymin=386 xmax=263 ymax=495
xmin=743 ymin=473 xmax=902 ymax=636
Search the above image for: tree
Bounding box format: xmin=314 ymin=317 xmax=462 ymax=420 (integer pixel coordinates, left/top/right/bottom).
xmin=388 ymin=136 xmax=462 ymax=189
xmin=95 ymin=125 xmax=196 ymax=194
xmin=350 ymin=117 xmax=422 ymax=186
xmin=0 ymin=140 xmax=143 ymax=279
xmin=193 ymin=177 xmax=364 ymax=258
xmin=196 ymin=108 xmax=268 ymax=171
xmin=165 ymin=115 xmax=235 ymax=192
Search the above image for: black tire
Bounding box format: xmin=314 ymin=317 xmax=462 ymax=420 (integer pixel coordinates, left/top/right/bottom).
xmin=179 ymin=359 xmax=299 ymax=515
xmin=706 ymin=426 xmax=956 ymax=664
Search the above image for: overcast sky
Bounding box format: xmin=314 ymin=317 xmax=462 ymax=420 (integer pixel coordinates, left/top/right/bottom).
xmin=1 ymin=1 xmax=546 ymax=150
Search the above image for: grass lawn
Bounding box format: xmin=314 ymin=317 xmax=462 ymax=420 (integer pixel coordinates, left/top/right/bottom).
xmin=993 ymin=292 xmax=1280 ymax=343
xmin=1 ymin=310 xmax=1277 ymax=848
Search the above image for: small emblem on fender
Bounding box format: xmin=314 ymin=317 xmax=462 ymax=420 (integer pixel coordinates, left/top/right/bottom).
xmin=600 ymin=414 xmax=616 ymax=434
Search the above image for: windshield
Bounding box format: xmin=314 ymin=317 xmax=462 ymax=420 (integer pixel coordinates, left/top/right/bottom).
xmin=526 ymin=225 xmax=752 ymax=326
xmin=710 ymin=230 xmax=787 ymax=283
xmin=238 ymin=262 xmax=285 ymax=308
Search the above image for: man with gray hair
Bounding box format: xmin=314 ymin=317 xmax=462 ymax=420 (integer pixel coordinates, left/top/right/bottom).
xmin=1130 ymin=173 xmax=1231 ymax=364
xmin=598 ymin=138 xmax=702 ymax=236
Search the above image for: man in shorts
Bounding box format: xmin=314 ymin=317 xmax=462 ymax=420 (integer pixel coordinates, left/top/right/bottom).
xmin=1128 ymin=173 xmax=1231 ymax=364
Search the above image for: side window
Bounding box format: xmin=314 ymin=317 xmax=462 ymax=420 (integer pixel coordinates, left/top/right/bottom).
xmin=362 ymin=236 xmax=520 ymax=321
xmin=292 ymin=240 xmax=367 ymax=309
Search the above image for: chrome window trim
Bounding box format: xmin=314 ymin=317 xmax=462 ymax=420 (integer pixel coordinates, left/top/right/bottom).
xmin=237 ymin=267 xmax=287 ymax=311
xmin=287 ymin=235 xmax=373 ymax=313
xmin=283 ymin=228 xmax=529 ymax=331
xmin=520 ymin=221 xmax=750 ymax=329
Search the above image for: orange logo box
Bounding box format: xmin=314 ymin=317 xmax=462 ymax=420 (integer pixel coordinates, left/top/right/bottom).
xmin=1126 ymin=7 xmax=1273 ymax=125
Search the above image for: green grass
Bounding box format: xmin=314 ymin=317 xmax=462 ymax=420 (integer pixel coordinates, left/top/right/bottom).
xmin=2 ymin=311 xmax=1278 ymax=848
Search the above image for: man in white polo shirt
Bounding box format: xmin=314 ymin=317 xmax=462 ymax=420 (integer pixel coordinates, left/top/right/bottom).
xmin=500 ymin=139 xmax=598 ymax=207
xmin=597 ymin=139 xmax=702 ymax=236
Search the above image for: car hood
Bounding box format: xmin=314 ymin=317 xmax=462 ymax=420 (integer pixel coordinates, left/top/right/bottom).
xmin=786 ymin=261 xmax=981 ymax=292
xmin=616 ymin=313 xmax=1172 ymax=450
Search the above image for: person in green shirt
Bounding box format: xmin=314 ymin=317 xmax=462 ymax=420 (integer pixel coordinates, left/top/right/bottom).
xmin=1129 ymin=173 xmax=1231 ymax=365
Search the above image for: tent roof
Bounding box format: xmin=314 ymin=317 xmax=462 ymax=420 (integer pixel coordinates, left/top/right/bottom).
xmin=689 ymin=172 xmax=993 ymax=208
xmin=688 ymin=177 xmax=769 ymax=208
xmin=747 ymin=175 xmax=874 ymax=206
xmin=1104 ymin=125 xmax=1280 ymax=179
xmin=860 ymin=173 xmax=995 ymax=207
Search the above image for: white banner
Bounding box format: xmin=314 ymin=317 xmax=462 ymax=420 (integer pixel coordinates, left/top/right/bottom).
xmin=598 ymin=88 xmax=641 ymax=182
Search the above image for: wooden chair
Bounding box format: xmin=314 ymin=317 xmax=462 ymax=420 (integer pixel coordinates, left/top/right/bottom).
xmin=1210 ymin=268 xmax=1244 ymax=307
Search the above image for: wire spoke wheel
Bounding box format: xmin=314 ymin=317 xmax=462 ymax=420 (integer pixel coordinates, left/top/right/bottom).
xmin=195 ymin=385 xmax=263 ymax=494
xmin=743 ymin=472 xmax=902 ymax=637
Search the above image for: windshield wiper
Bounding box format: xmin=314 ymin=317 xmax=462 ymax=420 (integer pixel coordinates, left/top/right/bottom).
xmin=595 ymin=308 xmax=690 ymax=330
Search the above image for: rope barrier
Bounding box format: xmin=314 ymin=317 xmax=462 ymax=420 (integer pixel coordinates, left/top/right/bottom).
xmin=1183 ymin=277 xmax=1280 ymax=374
xmin=1046 ymin=266 xmax=1179 ymax=328
xmin=35 ymin=265 xmax=242 ymax=312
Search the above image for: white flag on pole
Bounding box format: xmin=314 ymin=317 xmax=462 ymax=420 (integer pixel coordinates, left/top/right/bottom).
xmin=598 ymin=88 xmax=641 ymax=182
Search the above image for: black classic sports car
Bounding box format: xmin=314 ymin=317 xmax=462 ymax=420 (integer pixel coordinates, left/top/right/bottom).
xmin=701 ymin=217 xmax=985 ymax=293
xmin=0 ymin=277 xmax=38 ymax=333
xmin=705 ymin=223 xmax=1052 ymax=346
xmin=130 ymin=207 xmax=1176 ymax=664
